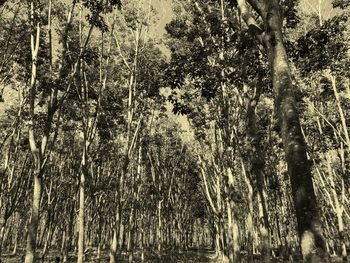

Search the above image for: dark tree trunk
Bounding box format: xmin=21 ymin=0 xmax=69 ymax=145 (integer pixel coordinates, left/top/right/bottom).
xmin=263 ymin=1 xmax=326 ymax=260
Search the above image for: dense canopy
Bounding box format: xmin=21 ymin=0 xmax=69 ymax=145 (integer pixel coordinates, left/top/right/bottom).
xmin=0 ymin=0 xmax=349 ymax=262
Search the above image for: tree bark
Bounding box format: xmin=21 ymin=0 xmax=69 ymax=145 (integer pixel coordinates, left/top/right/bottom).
xmin=246 ymin=84 xmax=271 ymax=261
xmin=25 ymin=170 xmax=42 ymax=263
xmin=263 ymin=2 xmax=326 ymax=260
xmin=109 ymin=218 xmax=118 ymax=263
xmin=77 ymin=153 xmax=86 ymax=263
xmin=24 ymin=2 xmax=41 ymax=261
xmin=237 ymin=0 xmax=327 ymax=260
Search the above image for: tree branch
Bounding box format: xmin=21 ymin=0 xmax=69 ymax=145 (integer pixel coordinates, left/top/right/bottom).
xmin=246 ymin=0 xmax=267 ymax=19
xmin=236 ymin=0 xmax=264 ymax=35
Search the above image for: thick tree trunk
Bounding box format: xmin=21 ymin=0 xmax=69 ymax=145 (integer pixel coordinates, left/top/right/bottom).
xmin=237 ymin=1 xmax=327 ymax=258
xmin=226 ymin=200 xmax=240 ymax=263
xmin=264 ymin=2 xmax=326 ymax=260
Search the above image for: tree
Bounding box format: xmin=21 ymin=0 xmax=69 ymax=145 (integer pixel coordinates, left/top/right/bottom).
xmin=235 ymin=0 xmax=327 ymax=260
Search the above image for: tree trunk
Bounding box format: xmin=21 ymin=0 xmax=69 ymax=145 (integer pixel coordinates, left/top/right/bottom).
xmin=157 ymin=200 xmax=162 ymax=252
xmin=0 ymin=212 xmax=6 ymax=258
xmin=109 ymin=226 xmax=118 ymax=263
xmin=24 ymin=1 xmax=41 ymax=261
xmin=237 ymin=0 xmax=327 ymax=259
xmin=258 ymin=194 xmax=270 ymax=262
xmin=226 ymin=200 xmax=240 ymax=262
xmin=246 ymin=83 xmax=271 ymax=262
xmin=264 ymin=2 xmax=326 ymax=260
xmin=325 ymin=154 xmax=347 ymax=261
xmin=77 ymin=168 xmax=85 ymax=263
xmin=25 ymin=171 xmax=42 ymax=263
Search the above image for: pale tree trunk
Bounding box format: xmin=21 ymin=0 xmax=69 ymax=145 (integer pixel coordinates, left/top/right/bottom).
xmin=24 ymin=2 xmax=41 ymax=262
xmin=157 ymin=199 xmax=163 ymax=252
xmin=325 ymin=154 xmax=347 ymax=261
xmin=25 ymin=168 xmax=42 ymax=263
xmin=77 ymin=4 xmax=85 ymax=257
xmin=76 ymin=0 xmax=104 ymax=260
xmin=328 ymin=73 xmax=350 ymax=150
xmin=41 ymin=180 xmax=54 ymax=262
xmin=11 ymin=228 xmax=18 ymax=256
xmin=197 ymin=154 xmax=224 ymax=258
xmin=226 ymin=199 xmax=240 ymax=262
xmin=109 ymin=216 xmax=118 ymax=263
xmin=77 ymin=150 xmax=86 ymax=263
xmin=0 ymin=214 xmax=6 ymax=258
xmin=241 ymin=160 xmax=254 ymax=258
xmin=246 ymin=85 xmax=270 ymax=262
xmin=257 ymin=194 xmax=270 ymax=259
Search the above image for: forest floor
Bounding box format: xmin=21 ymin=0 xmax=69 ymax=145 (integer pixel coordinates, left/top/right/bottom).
xmin=0 ymin=249 xmax=345 ymax=262
xmin=1 ymin=248 xmax=218 ymax=263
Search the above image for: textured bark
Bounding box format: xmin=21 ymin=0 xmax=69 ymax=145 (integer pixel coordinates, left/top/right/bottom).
xmin=237 ymin=0 xmax=327 ymax=260
xmin=226 ymin=200 xmax=240 ymax=263
xmin=263 ymin=2 xmax=326 ymax=260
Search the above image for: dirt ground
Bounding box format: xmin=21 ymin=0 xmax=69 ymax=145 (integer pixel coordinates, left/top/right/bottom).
xmin=0 ymin=249 xmax=344 ymax=262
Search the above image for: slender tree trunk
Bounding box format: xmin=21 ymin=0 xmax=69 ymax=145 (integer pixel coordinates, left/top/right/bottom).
xmin=77 ymin=164 xmax=86 ymax=263
xmin=11 ymin=230 xmax=18 ymax=256
xmin=65 ymin=203 xmax=74 ymax=262
xmin=246 ymin=93 xmax=271 ymax=262
xmin=241 ymin=160 xmax=254 ymax=258
xmin=325 ymin=154 xmax=347 ymax=261
xmin=157 ymin=200 xmax=162 ymax=253
xmin=24 ymin=1 xmax=41 ymax=262
xmin=109 ymin=224 xmax=118 ymax=263
xmin=0 ymin=209 xmax=7 ymax=257
xmin=257 ymin=194 xmax=270 ymax=261
xmin=41 ymin=223 xmax=52 ymax=261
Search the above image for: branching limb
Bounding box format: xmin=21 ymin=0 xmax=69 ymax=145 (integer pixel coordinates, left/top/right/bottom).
xmin=236 ymin=0 xmax=264 ymax=35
